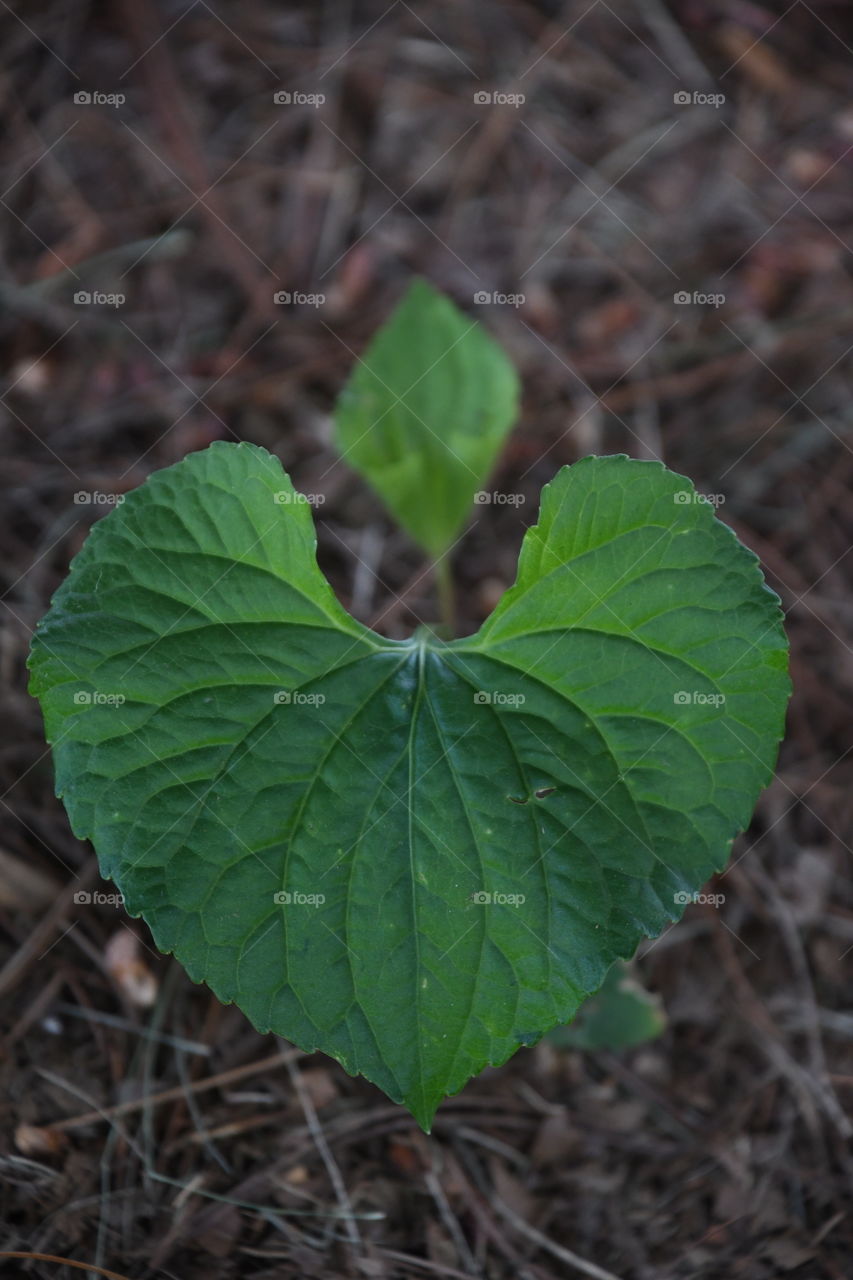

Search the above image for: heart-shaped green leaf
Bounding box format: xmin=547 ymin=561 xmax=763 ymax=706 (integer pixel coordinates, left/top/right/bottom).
xmin=334 ymin=277 xmax=520 ymax=557
xmin=29 ymin=443 xmax=789 ymax=1129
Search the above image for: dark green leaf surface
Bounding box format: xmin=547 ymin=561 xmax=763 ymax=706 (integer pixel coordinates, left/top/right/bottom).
xmin=29 ymin=443 xmax=789 ymax=1129
xmin=333 ymin=278 xmax=520 ymax=557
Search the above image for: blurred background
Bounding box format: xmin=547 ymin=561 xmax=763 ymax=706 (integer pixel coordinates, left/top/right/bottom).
xmin=2 ymin=2 xmax=853 ymax=1277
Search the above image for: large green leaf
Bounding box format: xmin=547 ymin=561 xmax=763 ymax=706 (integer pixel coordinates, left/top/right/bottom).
xmin=333 ymin=277 xmax=520 ymax=557
xmin=29 ymin=443 xmax=789 ymax=1130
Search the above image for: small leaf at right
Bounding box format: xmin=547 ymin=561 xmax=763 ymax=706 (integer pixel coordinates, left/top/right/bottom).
xmin=547 ymin=963 xmax=667 ymax=1052
xmin=333 ymin=278 xmax=520 ymax=557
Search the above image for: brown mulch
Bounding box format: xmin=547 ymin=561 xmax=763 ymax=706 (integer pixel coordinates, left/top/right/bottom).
xmin=2 ymin=2 xmax=853 ymax=1277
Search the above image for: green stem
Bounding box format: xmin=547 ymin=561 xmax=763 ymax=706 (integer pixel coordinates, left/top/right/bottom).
xmin=434 ymin=557 xmax=455 ymax=637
